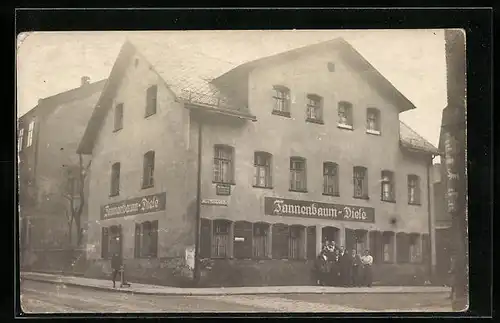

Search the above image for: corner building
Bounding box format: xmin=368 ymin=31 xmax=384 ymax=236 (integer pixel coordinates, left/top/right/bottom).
xmin=79 ymin=37 xmax=439 ymax=286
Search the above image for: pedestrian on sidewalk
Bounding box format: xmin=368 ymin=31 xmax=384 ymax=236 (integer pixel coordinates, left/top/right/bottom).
xmin=350 ymin=249 xmax=362 ymax=287
xmin=338 ymin=246 xmax=352 ymax=287
xmin=111 ymin=252 xmax=122 ymax=288
xmin=314 ymin=250 xmax=329 ymax=286
xmin=360 ymin=250 xmax=373 ymax=287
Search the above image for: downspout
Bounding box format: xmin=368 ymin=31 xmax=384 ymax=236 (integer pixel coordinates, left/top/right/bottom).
xmin=426 ymin=154 xmax=437 ymax=282
xmin=193 ymin=120 xmax=203 ymax=286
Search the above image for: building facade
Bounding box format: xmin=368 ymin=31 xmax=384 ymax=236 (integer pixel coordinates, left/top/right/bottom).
xmin=18 ymin=77 xmax=105 ymax=270
xmin=79 ymin=38 xmax=439 ymax=286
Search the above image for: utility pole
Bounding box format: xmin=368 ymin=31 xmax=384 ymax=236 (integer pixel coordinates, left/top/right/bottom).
xmin=442 ymin=29 xmax=468 ymax=311
xmin=193 ymin=120 xmax=203 ymax=286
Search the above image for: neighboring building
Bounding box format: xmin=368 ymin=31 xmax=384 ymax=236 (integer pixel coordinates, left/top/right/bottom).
xmin=18 ymin=77 xmax=106 ymax=269
xmin=78 ymin=38 xmax=440 ymax=287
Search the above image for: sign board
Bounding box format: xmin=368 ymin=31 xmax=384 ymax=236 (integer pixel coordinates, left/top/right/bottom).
xmin=216 ymin=183 xmax=231 ymax=196
xmin=201 ymin=199 xmax=228 ymax=206
xmin=264 ymin=197 xmax=375 ymax=223
xmin=101 ymin=192 xmax=166 ymax=220
xmin=234 ymin=237 xmax=245 ymax=242
xmin=185 ymin=245 xmax=195 ymax=270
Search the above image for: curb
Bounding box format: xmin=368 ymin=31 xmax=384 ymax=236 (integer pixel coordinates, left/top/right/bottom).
xmin=22 ymin=276 xmax=450 ymax=297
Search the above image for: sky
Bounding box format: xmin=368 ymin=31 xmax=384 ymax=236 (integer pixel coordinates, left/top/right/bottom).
xmin=16 ymin=30 xmax=447 ymax=148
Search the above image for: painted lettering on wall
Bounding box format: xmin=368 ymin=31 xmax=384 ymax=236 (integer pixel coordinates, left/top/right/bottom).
xmin=101 ymin=192 xmax=166 ymax=220
xmin=264 ymin=197 xmax=375 ymax=223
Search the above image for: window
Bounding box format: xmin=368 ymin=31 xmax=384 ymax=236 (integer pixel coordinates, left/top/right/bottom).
xmin=409 ymin=234 xmax=422 ymax=263
xmin=353 ymin=166 xmax=368 ymax=199
xmin=408 ymin=175 xmax=421 ymax=205
xmin=114 ymin=103 xmax=124 ymax=131
xmin=253 ymin=223 xmax=270 ymax=258
xmin=306 ymin=94 xmax=323 ymax=123
xmin=134 ymin=221 xmax=158 ymax=258
xmin=26 ymin=121 xmax=35 ymax=147
xmin=289 ymin=225 xmax=304 ymax=260
xmin=382 ymin=232 xmax=394 ymax=263
xmin=110 ymin=162 xmax=120 ymax=196
xmin=212 ymin=220 xmax=230 ymax=258
xmin=272 ymin=85 xmax=290 ymax=116
xmin=101 ymin=225 xmax=121 ymax=259
xmin=381 ymin=170 xmax=395 ymax=202
xmin=338 ymin=101 xmax=353 ymax=129
xmin=145 ymin=85 xmax=158 ymax=117
xmin=254 ymin=152 xmax=272 ymax=188
xmin=213 ymin=145 xmax=234 ymax=184
xmin=18 ymin=128 xmax=24 ymax=152
xmin=142 ymin=151 xmax=155 ymax=188
xmin=290 ymin=157 xmax=307 ymax=192
xmin=323 ymin=162 xmax=339 ymax=196
xmin=366 ymin=108 xmax=381 ymax=134
xmin=354 ymin=230 xmax=368 ymax=255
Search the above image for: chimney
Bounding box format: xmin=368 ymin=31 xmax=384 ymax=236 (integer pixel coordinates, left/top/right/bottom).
xmin=81 ymin=76 xmax=90 ymax=87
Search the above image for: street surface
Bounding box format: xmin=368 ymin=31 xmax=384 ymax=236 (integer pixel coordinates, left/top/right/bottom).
xmin=20 ymin=280 xmax=452 ymax=313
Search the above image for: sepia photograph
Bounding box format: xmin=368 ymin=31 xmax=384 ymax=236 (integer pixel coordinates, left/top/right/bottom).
xmin=17 ymin=29 xmax=468 ymax=313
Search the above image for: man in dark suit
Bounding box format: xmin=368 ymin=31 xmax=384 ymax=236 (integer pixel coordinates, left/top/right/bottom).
xmin=338 ymin=246 xmax=352 ymax=287
xmin=350 ymin=249 xmax=362 ymax=287
xmin=111 ymin=252 xmax=122 ymax=288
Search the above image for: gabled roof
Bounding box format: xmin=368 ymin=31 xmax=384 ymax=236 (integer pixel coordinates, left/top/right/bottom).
xmin=214 ymin=37 xmax=417 ymax=113
xmin=78 ymin=36 xmax=437 ymax=155
xmin=399 ymin=121 xmax=440 ymax=155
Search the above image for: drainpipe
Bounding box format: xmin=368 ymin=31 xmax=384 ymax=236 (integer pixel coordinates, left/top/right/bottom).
xmin=193 ymin=120 xmax=203 ymax=286
xmin=426 ymin=154 xmax=437 ymax=283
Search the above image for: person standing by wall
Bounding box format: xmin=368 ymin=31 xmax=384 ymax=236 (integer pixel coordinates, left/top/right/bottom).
xmin=361 ymin=250 xmax=374 ymax=287
xmin=111 ymin=252 xmax=122 ymax=288
xmin=351 ymin=249 xmax=362 ymax=286
xmin=339 ymin=246 xmax=351 ymax=287
xmin=314 ymin=249 xmax=329 ymax=286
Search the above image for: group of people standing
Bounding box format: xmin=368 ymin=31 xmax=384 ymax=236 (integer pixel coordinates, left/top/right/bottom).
xmin=313 ymin=240 xmax=373 ymax=287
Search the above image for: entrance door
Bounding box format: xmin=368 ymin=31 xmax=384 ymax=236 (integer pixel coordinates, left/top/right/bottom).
xmin=322 ymin=226 xmax=340 ymax=246
xmin=109 ymin=225 xmax=123 ymax=259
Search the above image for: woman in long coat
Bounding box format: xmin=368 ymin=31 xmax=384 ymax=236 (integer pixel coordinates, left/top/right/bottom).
xmin=314 ymin=250 xmax=330 ymax=286
xmin=351 ymin=249 xmax=362 ymax=287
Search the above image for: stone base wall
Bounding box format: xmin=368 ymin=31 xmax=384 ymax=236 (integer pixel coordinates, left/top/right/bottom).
xmin=21 ymin=249 xmax=88 ymax=275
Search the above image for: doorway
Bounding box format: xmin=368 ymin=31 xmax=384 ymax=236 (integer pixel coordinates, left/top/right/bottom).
xmin=322 ymin=226 xmax=340 ymax=246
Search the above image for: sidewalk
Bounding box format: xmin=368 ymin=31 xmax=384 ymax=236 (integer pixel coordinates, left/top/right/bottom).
xmin=21 ymin=272 xmax=450 ymax=296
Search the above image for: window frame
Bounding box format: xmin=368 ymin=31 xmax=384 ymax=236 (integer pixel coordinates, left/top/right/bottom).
xmin=353 ymin=166 xmax=368 ymax=199
xmin=272 ymin=85 xmax=291 ymax=117
xmin=409 ymin=234 xmax=422 ymax=263
xmin=142 ymin=151 xmax=155 ymax=189
xmin=252 ymin=222 xmax=270 ymax=259
xmin=110 ymin=162 xmax=121 ymax=197
xmin=114 ymin=103 xmax=124 ymax=132
xmin=381 ymin=170 xmax=396 ymax=202
xmin=305 ymin=94 xmax=324 ymax=124
xmin=408 ymin=174 xmax=421 ymax=205
xmin=18 ymin=128 xmax=24 ymax=152
xmin=366 ymin=107 xmax=381 ymax=135
xmin=253 ymin=152 xmax=272 ymax=189
xmin=145 ymin=85 xmax=158 ymax=118
xmin=288 ymin=225 xmax=305 ymax=260
xmin=382 ymin=231 xmax=394 ymax=263
xmin=289 ymin=157 xmax=307 ymax=192
xmin=134 ymin=220 xmax=158 ymax=258
xmin=26 ymin=121 xmax=35 ymax=147
xmin=323 ymin=162 xmax=339 ymax=196
xmin=338 ymin=101 xmax=354 ymax=130
xmin=213 ymin=145 xmax=235 ymax=184
xmin=212 ymin=220 xmax=231 ymax=258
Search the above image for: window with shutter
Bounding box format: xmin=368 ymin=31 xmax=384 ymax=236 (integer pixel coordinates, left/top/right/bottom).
xmin=134 ymin=223 xmax=141 ymax=258
xmin=145 ymin=85 xmax=158 ymax=117
xmin=142 ymin=151 xmax=155 ymax=188
xmin=272 ymin=224 xmax=289 ymax=259
xmin=200 ymin=219 xmax=211 ymax=258
xmin=253 ymin=222 xmax=269 ymax=259
xmin=151 ymin=220 xmax=158 ymax=257
xmin=212 ymin=220 xmax=230 ymax=258
xmin=234 ymin=221 xmax=253 ymax=259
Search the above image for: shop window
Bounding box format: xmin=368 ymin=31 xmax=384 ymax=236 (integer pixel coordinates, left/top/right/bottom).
xmin=101 ymin=225 xmax=121 ymax=259
xmin=213 ymin=145 xmax=234 ymax=184
xmin=366 ymin=107 xmax=381 ymax=134
xmin=272 ymin=223 xmax=289 ymax=259
xmin=409 ymin=234 xmax=422 ymax=263
xmin=290 ymin=157 xmax=307 ymax=192
xmin=272 ymin=85 xmax=290 ymax=117
xmin=134 ymin=220 xmax=158 ymax=258
xmin=306 ymin=94 xmax=323 ymax=123
xmin=289 ymin=225 xmax=305 ymax=260
xmin=145 ymin=85 xmax=157 ymax=117
xmin=383 ymin=232 xmax=395 ymax=263
xmin=233 ymin=221 xmax=253 ymax=259
xmin=18 ymin=128 xmax=24 ymax=152
xmin=353 ymin=166 xmax=368 ymax=199
xmin=26 ymin=121 xmax=35 ymax=147
xmin=396 ymin=233 xmax=410 ymax=263
xmin=142 ymin=151 xmax=155 ymax=188
xmin=212 ymin=220 xmax=230 ymax=258
xmin=408 ymin=174 xmax=421 ymax=205
xmin=306 ymin=226 xmax=317 ymax=260
xmin=254 ymin=152 xmax=272 ymax=188
xmin=252 ymin=222 xmax=270 ymax=259
xmin=110 ymin=162 xmax=120 ymax=196
xmin=354 ymin=230 xmax=368 ymax=255
xmin=381 ymin=170 xmax=395 ymax=202
xmin=323 ymin=162 xmax=339 ymax=196
xmin=338 ymin=101 xmax=353 ymax=129
xmin=114 ymin=103 xmax=124 ymax=131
